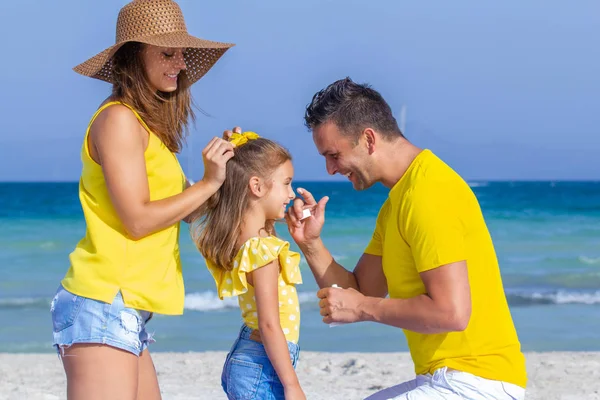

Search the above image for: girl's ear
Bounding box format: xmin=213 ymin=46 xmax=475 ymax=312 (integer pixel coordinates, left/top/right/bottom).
xmin=249 ymin=176 xmax=265 ymax=198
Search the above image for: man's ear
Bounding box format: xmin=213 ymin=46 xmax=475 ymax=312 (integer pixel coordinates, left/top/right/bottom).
xmin=363 ymin=128 xmax=376 ymax=154
xmin=249 ymin=176 xmax=266 ymax=198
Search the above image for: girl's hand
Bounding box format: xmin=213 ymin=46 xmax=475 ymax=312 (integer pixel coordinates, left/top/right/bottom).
xmin=201 ymin=137 xmax=234 ymax=191
xmin=284 ymin=384 xmax=306 ymax=400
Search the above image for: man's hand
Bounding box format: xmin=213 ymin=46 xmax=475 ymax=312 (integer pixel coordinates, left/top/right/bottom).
xmin=285 ymin=188 xmax=329 ymax=248
xmin=317 ymin=286 xmax=368 ymax=324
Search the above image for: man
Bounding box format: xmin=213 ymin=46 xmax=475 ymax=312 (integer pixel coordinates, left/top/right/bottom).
xmin=286 ymin=77 xmax=526 ymax=399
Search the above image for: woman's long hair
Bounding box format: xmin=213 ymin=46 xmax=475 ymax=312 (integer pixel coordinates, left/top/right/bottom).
xmin=192 ymin=138 xmax=292 ymax=270
xmin=111 ymin=42 xmax=194 ymax=153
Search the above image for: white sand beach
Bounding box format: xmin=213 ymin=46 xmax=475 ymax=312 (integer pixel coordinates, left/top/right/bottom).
xmin=0 ymin=351 xmax=598 ymax=400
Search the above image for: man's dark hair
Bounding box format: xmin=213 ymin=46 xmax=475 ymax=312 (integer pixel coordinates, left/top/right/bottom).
xmin=304 ymin=77 xmax=404 ymax=141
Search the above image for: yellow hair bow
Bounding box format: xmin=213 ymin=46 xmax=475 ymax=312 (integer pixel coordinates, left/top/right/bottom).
xmin=229 ymin=131 xmax=260 ymax=147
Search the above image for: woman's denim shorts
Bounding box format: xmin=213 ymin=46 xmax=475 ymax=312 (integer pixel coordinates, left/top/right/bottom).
xmin=50 ymin=285 xmax=154 ymax=356
xmin=221 ymin=325 xmax=301 ymax=400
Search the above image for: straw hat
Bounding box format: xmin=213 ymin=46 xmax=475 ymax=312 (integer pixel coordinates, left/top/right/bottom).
xmin=73 ymin=0 xmax=234 ymax=84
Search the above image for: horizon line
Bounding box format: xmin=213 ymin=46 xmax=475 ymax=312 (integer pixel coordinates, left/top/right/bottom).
xmin=1 ymin=179 xmax=599 ymax=184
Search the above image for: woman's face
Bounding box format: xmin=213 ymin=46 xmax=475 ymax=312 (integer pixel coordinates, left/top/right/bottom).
xmin=141 ymin=45 xmax=187 ymax=92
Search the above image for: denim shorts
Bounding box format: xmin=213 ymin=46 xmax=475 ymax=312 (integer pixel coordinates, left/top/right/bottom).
xmin=50 ymin=285 xmax=155 ymax=356
xmin=221 ymin=325 xmax=300 ymax=400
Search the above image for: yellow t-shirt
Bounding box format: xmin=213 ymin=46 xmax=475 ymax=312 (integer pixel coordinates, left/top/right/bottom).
xmin=364 ymin=149 xmax=527 ymax=388
xmin=62 ymin=101 xmax=186 ymax=315
xmin=206 ymin=236 xmax=302 ymax=343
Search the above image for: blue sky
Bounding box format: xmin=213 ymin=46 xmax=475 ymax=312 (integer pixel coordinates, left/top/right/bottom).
xmin=0 ymin=0 xmax=598 ymax=181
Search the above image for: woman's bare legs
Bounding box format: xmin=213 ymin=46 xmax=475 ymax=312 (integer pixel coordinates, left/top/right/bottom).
xmin=137 ymin=349 xmax=161 ymax=400
xmin=61 ymin=344 xmax=161 ymax=400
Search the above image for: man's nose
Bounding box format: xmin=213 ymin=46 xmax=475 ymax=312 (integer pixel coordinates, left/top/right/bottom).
xmin=325 ymin=159 xmax=337 ymax=175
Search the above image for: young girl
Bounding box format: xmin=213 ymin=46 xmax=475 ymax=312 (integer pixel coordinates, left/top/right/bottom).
xmin=192 ymin=132 xmax=306 ymax=400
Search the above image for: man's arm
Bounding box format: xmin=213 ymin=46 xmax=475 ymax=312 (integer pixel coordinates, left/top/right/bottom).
xmin=353 ymin=253 xmax=388 ymax=297
xmin=359 ymin=260 xmax=471 ymax=333
xmin=287 ymin=188 xmax=388 ymax=297
xmin=302 ymin=241 xmax=387 ymax=297
xmin=319 ymin=260 xmax=471 ymax=334
xmin=299 ymin=237 xmax=357 ymax=290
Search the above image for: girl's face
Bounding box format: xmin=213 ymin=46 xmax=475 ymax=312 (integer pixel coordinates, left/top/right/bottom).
xmin=261 ymin=160 xmax=296 ymax=220
xmin=141 ymin=45 xmax=187 ymax=92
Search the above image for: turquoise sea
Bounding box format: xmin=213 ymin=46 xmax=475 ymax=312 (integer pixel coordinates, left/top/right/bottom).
xmin=1 ymin=181 xmax=599 ymax=353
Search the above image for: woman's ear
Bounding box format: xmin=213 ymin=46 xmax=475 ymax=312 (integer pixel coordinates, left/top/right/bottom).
xmin=249 ymin=176 xmax=265 ymax=198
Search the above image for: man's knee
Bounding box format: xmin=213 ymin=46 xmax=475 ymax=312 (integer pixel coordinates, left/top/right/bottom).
xmin=364 ymin=379 xmax=418 ymax=400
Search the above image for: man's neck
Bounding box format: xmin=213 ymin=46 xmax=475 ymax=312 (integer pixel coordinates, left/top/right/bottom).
xmin=378 ymin=139 xmax=423 ymax=189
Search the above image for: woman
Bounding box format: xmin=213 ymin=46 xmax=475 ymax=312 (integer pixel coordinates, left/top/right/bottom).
xmin=50 ymin=1 xmax=235 ymax=398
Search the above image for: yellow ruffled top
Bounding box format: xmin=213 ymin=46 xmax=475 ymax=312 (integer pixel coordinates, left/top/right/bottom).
xmin=206 ymin=236 xmax=303 ymax=343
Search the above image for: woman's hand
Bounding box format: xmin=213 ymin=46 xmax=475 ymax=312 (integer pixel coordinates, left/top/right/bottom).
xmin=201 ymin=137 xmax=234 ymax=191
xmin=222 ymin=126 xmax=242 ymax=140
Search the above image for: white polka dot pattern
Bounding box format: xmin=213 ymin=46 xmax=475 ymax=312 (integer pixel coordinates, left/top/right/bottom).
xmin=205 ymin=235 xmax=303 ymax=343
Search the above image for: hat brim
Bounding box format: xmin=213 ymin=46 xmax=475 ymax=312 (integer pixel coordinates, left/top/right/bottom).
xmin=73 ymin=32 xmax=235 ymax=84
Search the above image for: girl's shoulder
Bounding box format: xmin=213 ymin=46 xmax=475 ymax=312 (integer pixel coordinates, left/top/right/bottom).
xmin=207 ymin=236 xmax=302 ymax=300
xmin=235 ymin=236 xmax=299 ymax=271
xmin=237 ymin=235 xmax=289 ymax=256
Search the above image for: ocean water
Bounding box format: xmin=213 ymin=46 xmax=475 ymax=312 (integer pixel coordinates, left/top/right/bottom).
xmin=1 ymin=181 xmax=599 ymax=353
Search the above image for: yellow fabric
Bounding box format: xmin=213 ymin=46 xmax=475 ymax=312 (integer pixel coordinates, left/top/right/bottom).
xmin=62 ymin=101 xmax=186 ymax=315
xmin=364 ymin=149 xmax=527 ymax=388
xmin=206 ymin=236 xmax=303 ymax=343
xmin=229 ymin=131 xmax=259 ymax=147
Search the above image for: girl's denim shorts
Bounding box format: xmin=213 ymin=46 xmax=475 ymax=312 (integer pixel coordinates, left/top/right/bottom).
xmin=221 ymin=324 xmax=301 ymax=400
xmin=50 ymin=285 xmax=154 ymax=356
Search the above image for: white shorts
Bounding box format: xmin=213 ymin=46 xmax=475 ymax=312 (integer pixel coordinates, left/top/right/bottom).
xmin=364 ymin=367 xmax=525 ymax=400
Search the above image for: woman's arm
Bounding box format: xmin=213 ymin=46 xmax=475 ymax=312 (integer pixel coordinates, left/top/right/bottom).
xmin=90 ymin=105 xmax=233 ymax=240
xmin=249 ymin=261 xmax=305 ymax=399
xmin=182 ymin=178 xmax=195 ymax=224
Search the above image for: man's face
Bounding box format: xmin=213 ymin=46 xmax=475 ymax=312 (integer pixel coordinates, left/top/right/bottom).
xmin=312 ymin=121 xmax=375 ymax=191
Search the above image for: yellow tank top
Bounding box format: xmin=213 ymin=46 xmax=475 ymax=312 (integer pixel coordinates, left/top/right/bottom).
xmin=62 ymin=101 xmax=186 ymax=315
